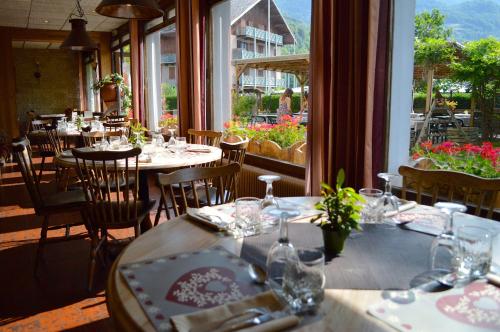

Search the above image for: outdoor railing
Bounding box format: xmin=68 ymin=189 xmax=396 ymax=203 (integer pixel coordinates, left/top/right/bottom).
xmin=232 ymin=48 xmax=266 ymax=60
xmin=239 ymin=75 xmax=286 ymax=87
xmin=236 ymin=26 xmax=284 ymax=45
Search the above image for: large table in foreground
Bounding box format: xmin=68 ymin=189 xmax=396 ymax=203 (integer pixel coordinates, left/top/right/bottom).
xmin=106 ymin=197 xmax=500 ymax=331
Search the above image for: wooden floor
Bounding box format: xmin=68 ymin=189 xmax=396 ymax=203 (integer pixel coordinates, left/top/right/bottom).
xmin=0 ymin=155 xmax=166 ymax=331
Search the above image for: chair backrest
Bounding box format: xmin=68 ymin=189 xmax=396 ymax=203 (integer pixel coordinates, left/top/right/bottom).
xmin=44 ymin=125 xmax=64 ymax=155
xmin=157 ymin=163 xmax=240 ymax=217
xmin=11 ymin=138 xmax=44 ymax=213
xmin=31 ymin=119 xmax=51 ymax=131
xmin=103 ymin=121 xmax=130 ymax=133
xmin=219 ymin=140 xmax=249 ymax=167
xmin=398 ymin=165 xmax=500 ymax=219
xmin=81 ymin=130 xmax=123 ymax=147
xmin=106 ymin=115 xmax=129 ymax=123
xmin=72 ymin=147 xmax=142 ymax=228
xmin=187 ymin=129 xmax=222 ymax=147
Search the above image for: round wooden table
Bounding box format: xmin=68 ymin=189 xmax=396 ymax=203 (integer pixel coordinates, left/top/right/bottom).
xmin=106 ymin=197 xmax=390 ymax=332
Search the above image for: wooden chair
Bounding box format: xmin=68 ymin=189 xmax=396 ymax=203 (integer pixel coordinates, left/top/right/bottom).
xmin=219 ymin=140 xmax=248 ymax=167
xmin=81 ymin=130 xmax=123 ymax=147
xmin=28 ymin=121 xmax=58 ymax=181
xmin=187 ymin=129 xmax=222 ymax=147
xmin=104 ymin=121 xmax=130 ymax=133
xmin=155 ymin=163 xmax=240 ymax=223
xmin=11 ymin=138 xmax=88 ymax=274
xmin=72 ymin=147 xmax=154 ymax=289
xmin=106 ymin=115 xmax=129 ymax=123
xmin=398 ymin=165 xmax=500 ymax=219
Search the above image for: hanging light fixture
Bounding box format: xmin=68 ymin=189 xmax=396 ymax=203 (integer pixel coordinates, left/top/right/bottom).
xmin=61 ymin=0 xmax=97 ymax=51
xmin=95 ymin=0 xmax=163 ymax=19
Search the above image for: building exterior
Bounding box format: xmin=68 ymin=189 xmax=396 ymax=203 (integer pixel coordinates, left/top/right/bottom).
xmin=230 ymin=0 xmax=296 ymax=92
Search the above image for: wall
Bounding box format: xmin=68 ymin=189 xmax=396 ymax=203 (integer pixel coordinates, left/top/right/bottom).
xmin=387 ymin=0 xmax=415 ymax=178
xmin=14 ymin=48 xmax=80 ymax=117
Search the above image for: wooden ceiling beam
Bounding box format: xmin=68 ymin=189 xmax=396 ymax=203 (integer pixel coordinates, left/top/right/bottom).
xmin=2 ymin=27 xmax=110 ymax=43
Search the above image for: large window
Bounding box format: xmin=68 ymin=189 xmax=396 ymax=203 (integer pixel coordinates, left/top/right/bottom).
xmin=211 ymin=0 xmax=311 ymax=167
xmin=84 ymin=52 xmax=99 ymax=115
xmin=145 ymin=9 xmax=178 ymax=133
xmin=111 ymin=32 xmax=132 ymax=91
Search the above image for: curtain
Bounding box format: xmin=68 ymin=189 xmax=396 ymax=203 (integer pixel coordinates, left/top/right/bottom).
xmin=176 ymin=0 xmax=205 ymax=136
xmin=305 ymin=0 xmax=391 ymax=194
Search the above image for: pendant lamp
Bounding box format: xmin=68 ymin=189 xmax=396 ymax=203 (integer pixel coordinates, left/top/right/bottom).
xmin=61 ymin=0 xmax=97 ymax=51
xmin=95 ymin=0 xmax=163 ymax=19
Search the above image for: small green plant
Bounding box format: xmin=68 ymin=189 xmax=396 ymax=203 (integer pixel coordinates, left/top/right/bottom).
xmin=310 ymin=169 xmax=364 ymax=237
xmin=93 ymin=73 xmax=132 ymax=112
xmin=129 ymin=121 xmax=148 ymax=146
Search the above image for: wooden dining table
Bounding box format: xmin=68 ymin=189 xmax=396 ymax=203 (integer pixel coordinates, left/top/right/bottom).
xmin=106 ymin=197 xmax=500 ymax=331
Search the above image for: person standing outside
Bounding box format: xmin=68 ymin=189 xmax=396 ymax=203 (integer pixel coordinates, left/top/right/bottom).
xmin=276 ymin=88 xmax=293 ymax=123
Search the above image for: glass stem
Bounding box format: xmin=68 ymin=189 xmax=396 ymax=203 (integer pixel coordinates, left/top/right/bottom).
xmin=444 ymin=213 xmax=453 ymax=234
xmin=385 ymin=180 xmax=392 ymax=194
xmin=265 ymin=182 xmax=273 ymax=200
xmin=278 ymin=213 xmax=288 ymax=244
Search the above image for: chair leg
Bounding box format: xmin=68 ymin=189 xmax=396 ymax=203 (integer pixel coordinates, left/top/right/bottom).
xmin=38 ymin=157 xmax=45 ymax=181
xmin=34 ymin=215 xmax=49 ymax=275
xmin=65 ymin=224 xmax=70 ymax=238
xmin=88 ymin=236 xmax=98 ymax=292
xmin=154 ymin=196 xmax=164 ymax=226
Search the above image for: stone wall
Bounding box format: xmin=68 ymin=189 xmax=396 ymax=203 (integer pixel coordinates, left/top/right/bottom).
xmin=14 ymin=48 xmax=80 ymax=118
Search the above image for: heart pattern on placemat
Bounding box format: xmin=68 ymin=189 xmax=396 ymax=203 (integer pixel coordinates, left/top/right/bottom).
xmin=165 ymin=266 xmax=254 ymax=309
xmin=436 ymin=282 xmax=500 ymax=329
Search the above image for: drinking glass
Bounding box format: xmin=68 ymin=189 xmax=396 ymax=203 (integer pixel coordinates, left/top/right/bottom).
xmin=258 ymin=175 xmax=281 ymax=225
xmin=377 ymin=173 xmax=399 ymax=214
xmin=176 ymin=137 xmax=187 ymax=151
xmin=455 ymin=226 xmax=492 ymax=280
xmin=282 ymin=248 xmax=325 ymax=313
xmin=359 ymin=188 xmax=383 ymax=224
xmin=109 ymin=136 xmax=121 ymax=150
xmin=266 ymin=206 xmax=300 ymax=302
xmin=235 ymin=197 xmax=262 ymax=237
xmin=167 ymin=127 xmax=176 ymax=146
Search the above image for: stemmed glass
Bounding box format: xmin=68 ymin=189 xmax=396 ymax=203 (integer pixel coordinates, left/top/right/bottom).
xmin=377 ymin=173 xmax=400 ymax=214
xmin=167 ymin=127 xmax=176 ymax=146
xmin=258 ymin=175 xmax=281 ymax=226
xmin=266 ymin=206 xmax=300 ymax=301
xmin=429 ymin=202 xmax=467 ymax=281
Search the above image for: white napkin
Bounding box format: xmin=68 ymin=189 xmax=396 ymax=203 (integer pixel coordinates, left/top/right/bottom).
xmin=384 ymin=201 xmax=417 ymax=218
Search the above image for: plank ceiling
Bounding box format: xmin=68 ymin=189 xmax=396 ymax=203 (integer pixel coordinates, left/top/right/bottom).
xmin=0 ymin=0 xmax=127 ymax=33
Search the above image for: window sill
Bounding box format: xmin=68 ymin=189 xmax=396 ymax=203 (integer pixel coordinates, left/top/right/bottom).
xmin=244 ymin=153 xmax=305 ymax=179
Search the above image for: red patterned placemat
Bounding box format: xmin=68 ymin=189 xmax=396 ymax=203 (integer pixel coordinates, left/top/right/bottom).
xmin=119 ymin=246 xmax=266 ymax=331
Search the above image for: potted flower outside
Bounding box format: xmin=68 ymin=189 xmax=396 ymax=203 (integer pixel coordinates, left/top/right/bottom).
xmin=311 ymin=169 xmax=364 ymax=255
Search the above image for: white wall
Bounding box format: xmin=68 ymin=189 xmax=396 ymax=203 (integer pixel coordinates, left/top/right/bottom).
xmin=211 ymin=0 xmax=232 ymax=131
xmin=387 ymin=0 xmax=415 ymax=176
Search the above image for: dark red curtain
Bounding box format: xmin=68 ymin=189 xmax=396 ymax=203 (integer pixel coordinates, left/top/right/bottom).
xmin=305 ymin=0 xmax=391 ymax=194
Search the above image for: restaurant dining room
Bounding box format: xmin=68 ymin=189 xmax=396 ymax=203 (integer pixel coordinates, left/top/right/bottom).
xmin=0 ymin=0 xmax=499 ymax=331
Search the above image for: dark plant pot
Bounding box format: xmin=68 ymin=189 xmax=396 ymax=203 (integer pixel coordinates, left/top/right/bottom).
xmin=100 ymin=83 xmax=118 ymax=102
xmin=322 ymin=229 xmax=348 ymax=255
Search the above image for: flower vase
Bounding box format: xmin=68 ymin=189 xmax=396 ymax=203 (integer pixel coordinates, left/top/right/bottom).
xmin=322 ymin=229 xmax=348 ymax=255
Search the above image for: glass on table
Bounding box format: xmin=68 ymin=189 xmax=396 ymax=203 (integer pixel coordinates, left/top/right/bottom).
xmin=377 ymin=173 xmax=400 ymax=215
xmin=258 ymin=175 xmax=281 ymax=226
xmin=359 ymin=188 xmax=383 ymax=224
xmin=234 ymin=197 xmax=262 ymax=237
xmin=266 ymin=206 xmax=300 ymax=303
xmin=109 ymin=136 xmax=121 ymax=150
xmin=455 ymin=225 xmax=492 ymax=280
xmin=282 ymin=248 xmax=325 ymax=314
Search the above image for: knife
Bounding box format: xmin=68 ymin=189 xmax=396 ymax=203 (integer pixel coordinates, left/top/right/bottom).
xmin=215 ymin=310 xmax=290 ymax=332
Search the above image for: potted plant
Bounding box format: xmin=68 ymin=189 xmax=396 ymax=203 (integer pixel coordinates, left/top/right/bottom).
xmin=311 ymin=169 xmax=364 ymax=255
xmin=93 ymin=73 xmax=132 ymax=112
xmin=129 ymin=121 xmax=148 ymax=147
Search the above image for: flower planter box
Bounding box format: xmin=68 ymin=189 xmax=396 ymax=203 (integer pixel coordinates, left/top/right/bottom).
xmin=226 ymin=136 xmax=305 ymax=165
xmin=100 ymin=83 xmax=118 ymax=102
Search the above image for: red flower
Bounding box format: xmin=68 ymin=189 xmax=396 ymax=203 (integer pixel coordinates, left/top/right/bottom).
xmin=420 ymin=140 xmax=433 ymax=150
xmin=223 ymin=122 xmax=230 ymax=129
xmin=412 ymin=152 xmax=421 ymax=160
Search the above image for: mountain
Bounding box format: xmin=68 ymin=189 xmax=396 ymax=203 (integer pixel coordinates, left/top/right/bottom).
xmin=274 ymin=0 xmax=311 ymax=24
xmin=416 ymin=0 xmax=500 ymax=41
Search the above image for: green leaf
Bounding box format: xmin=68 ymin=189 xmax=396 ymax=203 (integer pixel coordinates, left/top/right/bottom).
xmin=336 ymin=169 xmax=345 ymax=187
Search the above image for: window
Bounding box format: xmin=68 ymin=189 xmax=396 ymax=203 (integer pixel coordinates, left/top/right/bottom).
xmin=145 ymin=23 xmax=178 ymax=133
xmin=111 ymin=27 xmax=132 ymax=92
xmin=84 ymin=53 xmax=99 ymax=115
xmin=211 ymin=0 xmax=311 ymax=167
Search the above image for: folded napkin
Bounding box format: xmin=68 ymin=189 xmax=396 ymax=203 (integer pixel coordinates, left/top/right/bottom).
xmin=187 ymin=147 xmax=211 ymax=153
xmin=188 ymin=206 xmax=235 ymax=229
xmin=171 ymin=291 xmax=300 ymax=332
xmin=384 ymin=201 xmax=417 ymax=218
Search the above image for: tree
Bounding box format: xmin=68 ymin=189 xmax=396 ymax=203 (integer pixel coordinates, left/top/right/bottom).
xmin=451 ymin=37 xmax=500 ymax=139
xmin=414 ymin=10 xmax=455 ymax=113
xmin=415 ymin=9 xmax=452 ymax=40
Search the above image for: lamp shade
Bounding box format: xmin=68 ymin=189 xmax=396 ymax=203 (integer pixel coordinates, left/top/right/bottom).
xmin=95 ymin=0 xmax=163 ymax=19
xmin=60 ymin=19 xmax=98 ymax=51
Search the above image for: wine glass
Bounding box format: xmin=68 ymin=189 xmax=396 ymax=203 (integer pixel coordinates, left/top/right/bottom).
xmin=167 ymin=127 xmax=176 ymax=146
xmin=266 ymin=206 xmax=300 ymax=301
xmin=377 ymin=173 xmax=400 ymax=215
xmin=410 ymin=202 xmax=467 ymax=288
xmin=258 ymin=175 xmax=281 ymax=226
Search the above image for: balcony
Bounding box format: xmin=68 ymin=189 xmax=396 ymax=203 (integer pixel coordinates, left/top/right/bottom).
xmin=236 ymin=26 xmax=283 ymax=45
xmin=232 ymin=48 xmax=266 ymax=60
xmin=239 ymin=75 xmax=286 ymax=87
xmin=161 ymin=53 xmax=176 ymax=64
